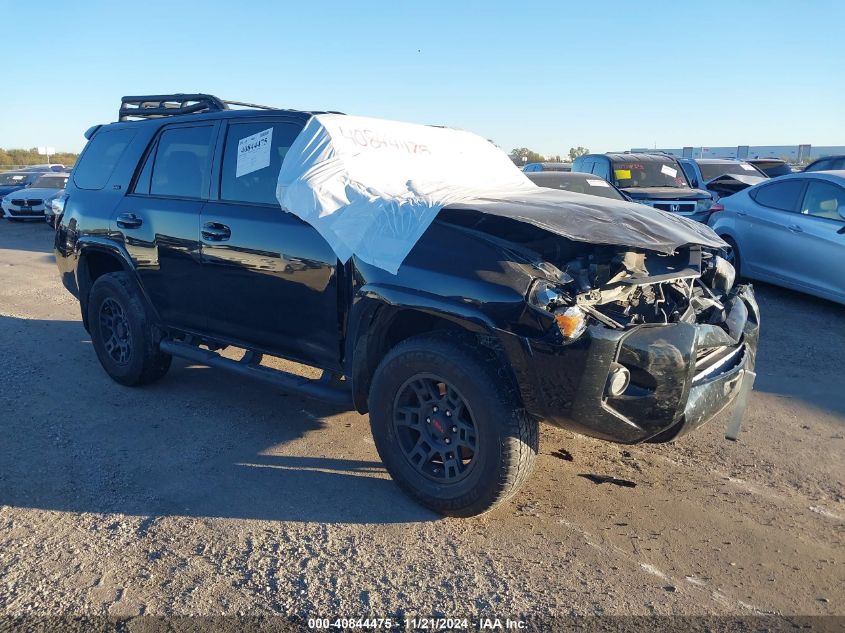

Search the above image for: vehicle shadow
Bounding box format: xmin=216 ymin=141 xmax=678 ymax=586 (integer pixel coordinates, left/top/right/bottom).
xmin=751 ymin=282 xmax=845 ymax=419
xmin=0 ymin=315 xmax=437 ymax=524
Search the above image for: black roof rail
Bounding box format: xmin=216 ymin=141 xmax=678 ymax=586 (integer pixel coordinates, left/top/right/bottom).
xmin=119 ymin=93 xmax=279 ymax=121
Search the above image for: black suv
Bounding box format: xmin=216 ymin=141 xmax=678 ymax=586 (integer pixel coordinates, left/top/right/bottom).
xmin=572 ymin=152 xmax=714 ymax=222
xmin=55 ymin=94 xmax=760 ymax=516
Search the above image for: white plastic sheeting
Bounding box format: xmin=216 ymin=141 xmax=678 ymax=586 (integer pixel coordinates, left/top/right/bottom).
xmin=276 ymin=114 xmax=534 ymax=274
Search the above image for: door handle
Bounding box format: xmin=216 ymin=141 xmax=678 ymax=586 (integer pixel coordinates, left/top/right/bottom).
xmin=116 ymin=212 xmax=142 ymax=229
xmin=202 ymin=222 xmax=231 ymax=241
xmin=787 ymin=224 xmax=803 ymax=233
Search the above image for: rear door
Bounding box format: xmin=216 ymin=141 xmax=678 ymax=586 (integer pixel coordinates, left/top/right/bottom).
xmin=740 ymin=178 xmax=807 ymax=281
xmin=114 ymin=121 xmax=218 ymax=332
xmin=199 ymin=117 xmax=343 ymax=370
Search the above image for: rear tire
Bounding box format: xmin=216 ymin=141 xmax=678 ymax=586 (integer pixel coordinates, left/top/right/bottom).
xmin=88 ymin=272 xmax=171 ymax=386
xmin=368 ymin=333 xmax=538 ymax=517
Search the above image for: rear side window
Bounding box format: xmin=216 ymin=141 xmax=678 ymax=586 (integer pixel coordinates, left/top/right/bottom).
xmin=73 ymin=128 xmax=136 ymax=190
xmin=149 ymin=125 xmax=215 ymax=199
xmin=219 ymin=121 xmax=304 ymax=205
xmin=750 ymin=180 xmax=805 ymax=211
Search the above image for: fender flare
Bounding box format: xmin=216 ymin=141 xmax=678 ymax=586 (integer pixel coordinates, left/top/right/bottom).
xmin=346 ymin=284 xmax=500 ymax=413
xmin=75 ymin=237 xmax=162 ymax=328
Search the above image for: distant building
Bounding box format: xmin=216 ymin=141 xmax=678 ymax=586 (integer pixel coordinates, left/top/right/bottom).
xmin=629 ymin=145 xmax=845 ymax=163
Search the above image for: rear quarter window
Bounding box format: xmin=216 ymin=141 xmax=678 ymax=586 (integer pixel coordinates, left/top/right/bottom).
xmin=73 ymin=128 xmax=137 ymax=190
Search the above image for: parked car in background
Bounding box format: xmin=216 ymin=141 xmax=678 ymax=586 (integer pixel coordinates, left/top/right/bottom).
xmin=708 ymin=171 xmax=845 ymax=304
xmin=0 ymin=171 xmax=43 ymax=217
xmin=678 ymin=158 xmax=768 ymax=201
xmin=0 ymin=172 xmax=69 ymax=221
xmin=803 ymin=155 xmax=845 ymax=173
xmin=43 ymin=189 xmax=66 ymax=228
xmin=522 ymin=161 xmax=572 ymax=173
xmin=746 ymin=158 xmax=793 ymax=178
xmin=572 ymin=152 xmax=715 ymax=222
xmin=526 ymin=171 xmax=629 ymax=201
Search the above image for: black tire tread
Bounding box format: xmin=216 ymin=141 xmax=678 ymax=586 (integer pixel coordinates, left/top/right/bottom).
xmin=370 ymin=333 xmax=538 ymax=517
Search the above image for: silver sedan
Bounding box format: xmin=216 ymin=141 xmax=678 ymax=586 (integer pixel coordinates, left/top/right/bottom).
xmin=708 ymin=170 xmax=845 ymax=304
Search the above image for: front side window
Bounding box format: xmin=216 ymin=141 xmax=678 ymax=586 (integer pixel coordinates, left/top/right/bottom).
xmin=220 ymin=121 xmax=304 ymax=205
xmin=800 ymin=181 xmax=843 ymax=220
xmin=73 ymin=128 xmax=137 ymax=190
xmin=149 ymin=126 xmax=214 ymax=199
xmin=751 ymin=179 xmax=805 ymax=212
xmin=611 ymin=159 xmax=689 ymax=188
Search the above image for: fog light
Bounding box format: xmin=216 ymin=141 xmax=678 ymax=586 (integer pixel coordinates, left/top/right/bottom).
xmin=606 ymin=363 xmax=631 ymax=397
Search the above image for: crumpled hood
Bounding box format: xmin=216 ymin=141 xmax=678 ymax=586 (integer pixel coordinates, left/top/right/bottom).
xmin=705 ymin=173 xmax=766 ymax=187
xmin=444 ymin=187 xmax=727 ymax=255
xmin=621 ymin=186 xmax=711 ymax=201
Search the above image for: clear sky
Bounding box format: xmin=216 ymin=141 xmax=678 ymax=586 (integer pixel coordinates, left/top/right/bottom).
xmin=1 ymin=0 xmax=842 ymax=155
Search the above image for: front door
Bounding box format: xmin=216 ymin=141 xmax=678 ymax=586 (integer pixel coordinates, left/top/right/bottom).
xmin=200 ymin=118 xmax=343 ymax=370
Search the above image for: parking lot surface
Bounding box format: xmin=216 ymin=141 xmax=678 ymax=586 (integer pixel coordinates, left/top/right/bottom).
xmin=0 ymin=220 xmax=842 ymax=620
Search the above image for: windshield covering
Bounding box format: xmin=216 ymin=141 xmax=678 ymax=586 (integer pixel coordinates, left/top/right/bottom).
xmin=32 ymin=175 xmax=68 ymax=188
xmin=612 ymin=159 xmax=689 ymax=188
xmin=0 ymin=173 xmax=30 ymax=186
xmin=699 ymin=162 xmax=761 ymax=181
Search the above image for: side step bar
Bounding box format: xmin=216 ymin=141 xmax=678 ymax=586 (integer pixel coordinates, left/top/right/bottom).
xmin=159 ymin=339 xmax=353 ymax=406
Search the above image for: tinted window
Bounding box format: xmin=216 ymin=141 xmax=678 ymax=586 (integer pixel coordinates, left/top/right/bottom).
xmin=679 ymin=161 xmax=697 ymax=185
xmin=592 ymin=159 xmax=611 ymax=181
xmin=150 ymin=125 xmax=214 ymax=198
xmin=751 ymin=180 xmax=805 ymax=211
xmin=756 ymin=162 xmax=793 ymax=177
xmin=73 ymin=128 xmax=136 ymax=190
xmin=220 ymin=121 xmax=304 ymax=205
xmin=0 ymin=172 xmax=30 ymax=186
xmin=805 ymin=159 xmax=832 ymax=172
xmin=800 ymin=181 xmax=843 ymax=220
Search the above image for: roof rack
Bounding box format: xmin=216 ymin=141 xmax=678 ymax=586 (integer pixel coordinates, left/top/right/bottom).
xmin=119 ymin=93 xmax=278 ymax=121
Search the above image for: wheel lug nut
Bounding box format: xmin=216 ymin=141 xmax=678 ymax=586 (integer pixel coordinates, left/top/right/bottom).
xmin=426 ymin=417 xmax=431 ymax=424
xmin=445 ymin=411 xmax=451 ymax=417
xmin=444 ymin=438 xmax=451 ymax=444
xmin=433 ymin=406 xmax=438 ymax=413
xmin=451 ymin=426 xmax=457 ymax=433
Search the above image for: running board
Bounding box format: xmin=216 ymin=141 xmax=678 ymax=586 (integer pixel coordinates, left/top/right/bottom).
xmin=159 ymin=339 xmax=352 ymax=406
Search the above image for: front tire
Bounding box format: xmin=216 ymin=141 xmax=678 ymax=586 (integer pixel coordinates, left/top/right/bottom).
xmin=721 ymin=236 xmax=743 ymax=279
xmin=88 ymin=272 xmax=171 ymax=386
xmin=368 ymin=334 xmax=538 ymax=517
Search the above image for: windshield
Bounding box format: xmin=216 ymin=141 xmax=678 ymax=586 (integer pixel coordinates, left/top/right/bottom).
xmin=611 ymin=160 xmax=689 ymax=188
xmin=0 ymin=173 xmax=30 ymax=186
xmin=32 ymin=175 xmax=68 ymax=188
xmin=758 ymin=162 xmax=793 ymax=177
xmin=698 ymin=162 xmax=762 ymax=181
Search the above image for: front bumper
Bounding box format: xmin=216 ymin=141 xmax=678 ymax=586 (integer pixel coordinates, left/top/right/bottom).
xmin=500 ymin=284 xmax=760 ymax=444
xmin=2 ymin=204 xmax=46 ymax=219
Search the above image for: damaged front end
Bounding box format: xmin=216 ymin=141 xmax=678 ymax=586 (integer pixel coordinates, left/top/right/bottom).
xmin=508 ymin=243 xmax=759 ymax=444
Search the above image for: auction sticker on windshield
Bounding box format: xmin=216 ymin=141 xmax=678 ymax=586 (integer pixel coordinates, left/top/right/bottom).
xmin=236 ymin=127 xmax=273 ymax=177
xmin=587 ymin=179 xmax=610 ymax=187
xmin=614 ymin=169 xmax=631 ymax=180
xmin=660 ymin=164 xmax=677 ymax=178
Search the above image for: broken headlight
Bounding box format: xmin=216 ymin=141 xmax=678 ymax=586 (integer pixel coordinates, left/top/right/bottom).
xmin=528 ymin=280 xmax=589 ymax=342
xmin=706 ymin=255 xmax=736 ymax=294
xmin=696 ymin=198 xmax=715 ymax=213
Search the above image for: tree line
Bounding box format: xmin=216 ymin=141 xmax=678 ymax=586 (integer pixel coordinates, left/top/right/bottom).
xmin=0 ymin=148 xmax=78 ymax=168
xmin=510 ymin=146 xmax=589 ymax=165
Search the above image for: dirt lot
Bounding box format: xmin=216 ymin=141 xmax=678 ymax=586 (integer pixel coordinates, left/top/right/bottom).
xmin=0 ymin=220 xmax=842 ymax=625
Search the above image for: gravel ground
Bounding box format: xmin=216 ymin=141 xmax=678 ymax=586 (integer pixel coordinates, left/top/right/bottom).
xmin=0 ymin=220 xmax=842 ymax=626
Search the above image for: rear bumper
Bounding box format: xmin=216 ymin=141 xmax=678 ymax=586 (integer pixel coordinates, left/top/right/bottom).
xmin=499 ymin=284 xmax=759 ymax=444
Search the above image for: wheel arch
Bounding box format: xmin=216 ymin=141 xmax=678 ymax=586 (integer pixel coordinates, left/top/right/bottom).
xmin=347 ymin=287 xmax=514 ymax=414
xmin=76 ymin=239 xmax=160 ymax=331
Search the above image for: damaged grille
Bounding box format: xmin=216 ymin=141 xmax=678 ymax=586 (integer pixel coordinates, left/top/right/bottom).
xmin=693 ymin=344 xmax=744 ymax=383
